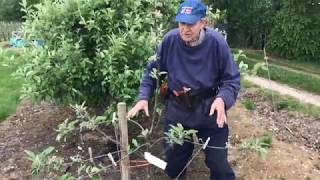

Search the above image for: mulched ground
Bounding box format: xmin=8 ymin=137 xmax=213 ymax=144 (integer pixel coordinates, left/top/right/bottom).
xmin=0 ymin=87 xmax=319 ymax=179
xmin=239 ymin=89 xmax=320 ymax=152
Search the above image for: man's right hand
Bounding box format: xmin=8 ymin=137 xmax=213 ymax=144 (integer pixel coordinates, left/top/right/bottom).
xmin=127 ymin=100 xmax=149 ymax=118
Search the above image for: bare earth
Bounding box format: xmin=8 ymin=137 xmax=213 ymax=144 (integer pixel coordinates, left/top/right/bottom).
xmin=0 ymin=89 xmax=320 ymax=179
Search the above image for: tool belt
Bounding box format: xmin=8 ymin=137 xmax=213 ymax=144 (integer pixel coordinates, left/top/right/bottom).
xmin=168 ymin=87 xmax=218 ymax=111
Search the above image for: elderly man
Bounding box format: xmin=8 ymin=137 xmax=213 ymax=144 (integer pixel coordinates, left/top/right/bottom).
xmin=128 ymin=0 xmax=240 ymax=179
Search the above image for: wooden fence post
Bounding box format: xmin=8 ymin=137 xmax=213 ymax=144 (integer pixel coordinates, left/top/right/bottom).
xmin=117 ymin=102 xmax=130 ymax=180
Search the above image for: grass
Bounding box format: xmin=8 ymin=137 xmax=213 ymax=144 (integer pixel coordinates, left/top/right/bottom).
xmin=241 ymin=79 xmax=320 ymax=118
xmin=236 ymin=50 xmax=320 ymax=95
xmin=259 ymin=89 xmax=320 ymax=117
xmin=243 ymin=49 xmax=320 ymax=76
xmin=0 ymin=41 xmax=8 ymax=47
xmin=0 ymin=47 xmax=22 ymax=121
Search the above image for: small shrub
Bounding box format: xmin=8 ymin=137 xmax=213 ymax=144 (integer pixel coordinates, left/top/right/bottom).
xmin=18 ymin=0 xmax=178 ymax=108
xmin=25 ymin=146 xmax=60 ymax=178
xmin=275 ymin=99 xmax=299 ymax=111
xmin=275 ymin=100 xmax=289 ymax=110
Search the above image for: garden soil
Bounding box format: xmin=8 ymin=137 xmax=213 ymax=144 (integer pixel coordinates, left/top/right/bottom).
xmin=0 ymin=89 xmax=320 ymax=179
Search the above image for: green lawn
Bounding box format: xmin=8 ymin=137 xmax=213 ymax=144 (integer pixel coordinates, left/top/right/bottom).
xmin=235 ymin=49 xmax=320 ymax=95
xmin=0 ymin=46 xmax=22 ymax=121
xmin=243 ymin=49 xmax=320 ymax=76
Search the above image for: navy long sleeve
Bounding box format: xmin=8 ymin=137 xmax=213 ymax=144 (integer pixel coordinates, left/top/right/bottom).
xmin=139 ymin=27 xmax=239 ymax=106
xmin=215 ymin=34 xmax=240 ymax=110
xmin=138 ymin=43 xmax=166 ymax=100
xmin=138 ymin=27 xmax=240 ymax=128
xmin=138 ymin=60 xmax=158 ymax=100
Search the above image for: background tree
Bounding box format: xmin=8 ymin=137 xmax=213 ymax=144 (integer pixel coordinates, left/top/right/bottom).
xmin=224 ymin=0 xmax=275 ymax=49
xmin=208 ymin=0 xmax=319 ymax=62
xmin=267 ymin=0 xmax=320 ymax=62
xmin=0 ymin=0 xmax=42 ymax=21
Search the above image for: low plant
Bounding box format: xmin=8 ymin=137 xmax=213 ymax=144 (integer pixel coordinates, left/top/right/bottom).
xmin=24 ymin=146 xmax=62 ymax=178
xmin=233 ymin=49 xmax=267 ymax=76
xmin=55 ymin=102 xmax=115 ymax=143
xmin=240 ymin=133 xmax=272 ymax=158
xmin=275 ymin=100 xmax=298 ymax=111
xmin=25 ymin=145 xmax=104 ymax=179
xmin=241 ymin=99 xmax=256 ymax=110
xmin=164 ymin=123 xmax=198 ymax=146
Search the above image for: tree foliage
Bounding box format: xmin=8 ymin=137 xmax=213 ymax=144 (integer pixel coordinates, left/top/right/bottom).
xmin=211 ymin=0 xmax=319 ymax=62
xmin=267 ymin=0 xmax=320 ymax=62
xmin=225 ymin=0 xmax=275 ymax=49
xmin=17 ymin=0 xmax=178 ymax=108
xmin=0 ymin=0 xmax=41 ymax=21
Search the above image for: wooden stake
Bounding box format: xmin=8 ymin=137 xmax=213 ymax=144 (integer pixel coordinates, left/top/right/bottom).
xmin=117 ymin=102 xmax=130 ymax=180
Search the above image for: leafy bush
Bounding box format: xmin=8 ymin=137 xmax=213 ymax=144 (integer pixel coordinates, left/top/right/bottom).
xmin=17 ymin=0 xmax=178 ymax=108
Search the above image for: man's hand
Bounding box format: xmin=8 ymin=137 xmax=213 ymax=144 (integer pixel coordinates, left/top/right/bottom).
xmin=209 ymin=97 xmax=227 ymax=128
xmin=127 ymin=100 xmax=149 ymax=118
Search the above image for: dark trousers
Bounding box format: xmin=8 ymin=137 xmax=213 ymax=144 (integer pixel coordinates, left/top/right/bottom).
xmin=164 ymin=122 xmax=235 ymax=180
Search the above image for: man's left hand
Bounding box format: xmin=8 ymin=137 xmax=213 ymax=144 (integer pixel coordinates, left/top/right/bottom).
xmin=209 ymin=97 xmax=227 ymax=128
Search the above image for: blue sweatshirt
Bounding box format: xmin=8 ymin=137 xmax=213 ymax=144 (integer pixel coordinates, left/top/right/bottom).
xmin=138 ymin=27 xmax=240 ymax=128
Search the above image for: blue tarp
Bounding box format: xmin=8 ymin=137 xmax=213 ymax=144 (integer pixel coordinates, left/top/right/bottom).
xmin=9 ymin=36 xmax=26 ymax=47
xmin=9 ymin=34 xmax=44 ymax=48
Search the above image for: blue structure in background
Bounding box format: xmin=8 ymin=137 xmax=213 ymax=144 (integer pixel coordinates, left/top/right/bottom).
xmin=33 ymin=39 xmax=45 ymax=47
xmin=9 ymin=35 xmax=26 ymax=47
xmin=9 ymin=31 xmax=44 ymax=48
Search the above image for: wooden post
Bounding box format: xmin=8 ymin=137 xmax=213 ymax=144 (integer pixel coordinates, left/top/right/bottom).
xmin=117 ymin=102 xmax=130 ymax=180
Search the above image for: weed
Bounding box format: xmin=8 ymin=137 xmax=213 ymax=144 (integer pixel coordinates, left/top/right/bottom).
xmin=240 ymin=133 xmax=272 ymax=158
xmin=241 ymin=99 xmax=256 ymax=110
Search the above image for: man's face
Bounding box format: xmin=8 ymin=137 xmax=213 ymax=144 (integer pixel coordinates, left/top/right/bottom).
xmin=178 ymin=19 xmax=206 ymax=43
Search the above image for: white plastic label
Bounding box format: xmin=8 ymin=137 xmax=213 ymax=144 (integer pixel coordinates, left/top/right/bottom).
xmin=144 ymin=152 xmax=167 ymax=170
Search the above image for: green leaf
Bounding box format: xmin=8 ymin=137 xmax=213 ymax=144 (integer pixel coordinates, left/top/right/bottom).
xmin=91 ymin=166 xmax=101 ymax=174
xmin=132 ymin=138 xmax=139 ymax=147
xmin=24 ymin=150 xmax=36 ymax=160
xmin=141 ymin=129 xmax=149 ymax=137
xmin=42 ymin=146 xmax=55 ymax=156
xmin=95 ymin=116 xmax=107 ymax=122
